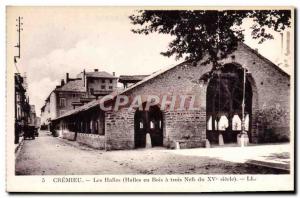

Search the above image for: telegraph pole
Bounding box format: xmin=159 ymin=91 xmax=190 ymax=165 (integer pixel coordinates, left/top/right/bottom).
xmin=14 ymin=16 xmax=23 ymax=64
xmin=14 ymin=16 xmax=23 ymax=144
xmin=239 ymin=66 xmax=249 ymax=147
xmin=241 ymin=67 xmax=246 ymax=133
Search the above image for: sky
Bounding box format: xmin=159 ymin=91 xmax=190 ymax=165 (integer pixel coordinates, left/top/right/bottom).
xmin=7 ymin=7 xmax=292 ymax=116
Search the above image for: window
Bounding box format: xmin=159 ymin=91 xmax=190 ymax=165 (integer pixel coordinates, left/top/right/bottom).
xmin=139 ymin=121 xmax=143 ymax=129
xmin=109 ymin=86 xmax=113 ymax=90
xmin=101 ymin=85 xmax=105 ymax=90
xmin=232 ymin=114 xmax=241 ymax=131
xmin=17 ymin=107 xmax=20 ymax=119
xmin=72 ymin=94 xmax=76 ymax=98
xmin=244 ymin=114 xmax=249 ymax=131
xmin=90 ymin=79 xmax=94 ymax=83
xmin=109 ymin=79 xmax=113 ymax=83
xmin=218 ymin=115 xmax=229 ymax=131
xmin=90 ymin=121 xmax=93 ymax=133
xmin=16 ymin=93 xmax=20 ymax=102
xmin=90 ymin=88 xmax=94 ymax=94
xmin=150 ymin=121 xmax=154 ymax=129
xmin=102 ymin=79 xmax=105 ymax=83
xmin=59 ymin=98 xmax=66 ymax=107
xmin=207 ymin=116 xmax=212 ymax=130
xmin=60 ymin=110 xmax=66 ymax=116
xmin=95 ymin=121 xmax=99 ymax=134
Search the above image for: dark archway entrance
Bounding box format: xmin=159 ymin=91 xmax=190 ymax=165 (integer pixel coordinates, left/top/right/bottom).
xmin=134 ymin=105 xmax=163 ymax=148
xmin=206 ymin=63 xmax=253 ymax=144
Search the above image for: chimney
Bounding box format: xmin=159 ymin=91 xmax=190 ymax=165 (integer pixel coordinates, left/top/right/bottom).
xmin=94 ymin=69 xmax=98 ymax=72
xmin=61 ymin=79 xmax=65 ymax=86
xmin=66 ymin=73 xmax=69 ymax=83
xmin=83 ymin=69 xmax=86 ymax=87
xmin=113 ymin=72 xmax=115 ymax=76
xmin=280 ymin=32 xmax=284 ymax=55
xmin=286 ymin=31 xmax=290 ymax=55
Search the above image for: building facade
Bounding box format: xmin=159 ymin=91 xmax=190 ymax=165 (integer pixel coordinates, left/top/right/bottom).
xmin=14 ymin=73 xmax=31 ymax=144
xmin=40 ymin=69 xmax=118 ymax=135
xmin=52 ymin=43 xmax=291 ymax=150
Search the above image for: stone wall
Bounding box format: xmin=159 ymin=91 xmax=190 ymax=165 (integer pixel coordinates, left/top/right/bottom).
xmin=76 ymin=133 xmax=105 ymax=149
xmin=223 ymin=44 xmax=291 ymax=142
xmin=105 ymin=108 xmax=135 ymax=150
xmin=62 ymin=131 xmax=75 ymax=140
xmin=62 ymin=130 xmax=105 ymax=149
xmin=105 ymin=62 xmax=211 ymax=150
xmin=105 ymin=43 xmax=291 ymax=149
xmin=164 ymin=109 xmax=207 ymax=148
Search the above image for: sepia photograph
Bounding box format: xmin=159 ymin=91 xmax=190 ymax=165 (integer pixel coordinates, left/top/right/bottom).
xmin=6 ymin=6 xmax=294 ymax=192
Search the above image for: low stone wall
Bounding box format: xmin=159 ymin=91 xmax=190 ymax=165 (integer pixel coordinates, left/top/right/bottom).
xmin=76 ymin=133 xmax=105 ymax=149
xmin=62 ymin=131 xmax=105 ymax=149
xmin=62 ymin=131 xmax=75 ymax=140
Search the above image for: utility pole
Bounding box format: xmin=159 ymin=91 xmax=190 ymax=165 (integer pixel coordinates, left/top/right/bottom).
xmin=14 ymin=16 xmax=23 ymax=64
xmin=239 ymin=66 xmax=249 ymax=147
xmin=241 ymin=67 xmax=246 ymax=133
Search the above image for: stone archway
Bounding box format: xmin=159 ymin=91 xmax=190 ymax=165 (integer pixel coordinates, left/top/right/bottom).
xmin=206 ymin=63 xmax=255 ymax=144
xmin=134 ymin=105 xmax=163 ymax=148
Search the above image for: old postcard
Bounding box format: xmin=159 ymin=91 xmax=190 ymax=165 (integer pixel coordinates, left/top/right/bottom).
xmin=6 ymin=6 xmax=294 ymax=192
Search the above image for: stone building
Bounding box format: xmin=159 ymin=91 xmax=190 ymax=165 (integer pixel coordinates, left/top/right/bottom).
xmin=52 ymin=43 xmax=291 ymax=150
xmin=40 ymin=69 xmax=117 ymax=132
xmin=14 ymin=73 xmax=31 ymax=144
xmin=40 ymin=101 xmax=50 ymax=130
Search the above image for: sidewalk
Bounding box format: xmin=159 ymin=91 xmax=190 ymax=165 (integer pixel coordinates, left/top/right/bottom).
xmin=16 ymin=131 xmax=290 ymax=175
xmin=14 ymin=136 xmax=24 ymax=157
xmin=58 ymin=134 xmax=291 ymax=171
xmin=166 ymin=143 xmax=291 ymax=171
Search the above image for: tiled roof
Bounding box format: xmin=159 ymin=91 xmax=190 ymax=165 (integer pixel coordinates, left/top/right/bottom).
xmin=54 ymin=87 xmax=124 ymax=121
xmin=240 ymin=43 xmax=290 ymax=77
xmin=86 ymin=71 xmax=117 ymax=78
xmin=53 ymin=64 xmax=180 ymax=121
xmin=56 ymin=79 xmax=85 ymax=92
xmin=54 ymin=98 xmax=100 ymax=120
xmin=53 ymin=42 xmax=289 ymax=121
xmin=119 ymin=75 xmax=149 ymax=82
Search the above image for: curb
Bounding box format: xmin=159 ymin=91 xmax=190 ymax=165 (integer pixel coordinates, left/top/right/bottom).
xmin=15 ymin=137 xmax=24 ymax=158
xmin=245 ymin=159 xmax=290 ymax=171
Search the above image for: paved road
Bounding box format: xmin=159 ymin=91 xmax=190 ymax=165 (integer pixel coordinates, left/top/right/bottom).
xmin=15 ymin=130 xmax=289 ymax=175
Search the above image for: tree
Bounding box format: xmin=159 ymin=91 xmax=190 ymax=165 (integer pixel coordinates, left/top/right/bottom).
xmin=129 ymin=10 xmax=291 ymax=77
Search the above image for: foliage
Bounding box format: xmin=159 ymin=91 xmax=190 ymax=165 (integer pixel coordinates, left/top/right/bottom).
xmin=256 ymin=106 xmax=289 ymax=126
xmin=256 ymin=107 xmax=290 ymax=142
xmin=130 ymin=10 xmax=291 ymax=72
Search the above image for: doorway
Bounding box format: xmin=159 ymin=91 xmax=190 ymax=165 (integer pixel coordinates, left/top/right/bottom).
xmin=134 ymin=105 xmax=163 ymax=148
xmin=206 ymin=63 xmax=253 ymax=144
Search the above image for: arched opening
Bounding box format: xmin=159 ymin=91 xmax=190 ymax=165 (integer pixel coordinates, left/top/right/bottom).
xmin=206 ymin=63 xmax=253 ymax=144
xmin=134 ymin=104 xmax=163 ymax=148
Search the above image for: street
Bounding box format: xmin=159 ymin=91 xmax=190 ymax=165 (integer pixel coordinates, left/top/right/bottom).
xmin=15 ymin=130 xmax=290 ymax=175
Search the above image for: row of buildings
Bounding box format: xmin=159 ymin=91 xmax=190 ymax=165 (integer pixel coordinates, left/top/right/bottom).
xmin=40 ymin=69 xmax=145 ymax=134
xmin=15 ymin=73 xmax=40 ymax=144
xmin=41 ymin=42 xmax=291 ymax=150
